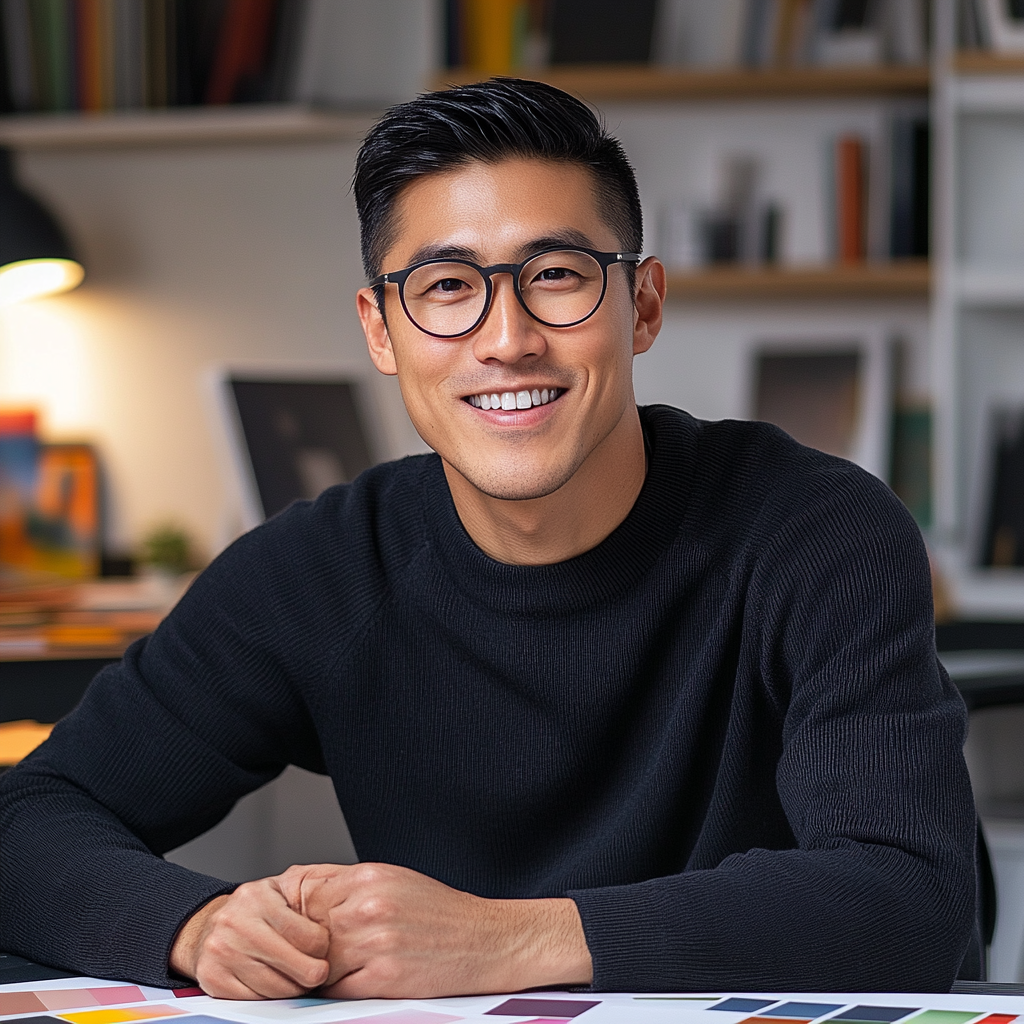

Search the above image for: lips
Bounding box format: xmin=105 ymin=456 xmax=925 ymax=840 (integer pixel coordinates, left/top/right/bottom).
xmin=465 ymin=388 xmax=563 ymax=411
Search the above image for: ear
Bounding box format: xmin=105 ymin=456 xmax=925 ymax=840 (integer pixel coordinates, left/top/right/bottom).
xmin=357 ymin=287 xmax=398 ymax=376
xmin=632 ymin=256 xmax=665 ymax=356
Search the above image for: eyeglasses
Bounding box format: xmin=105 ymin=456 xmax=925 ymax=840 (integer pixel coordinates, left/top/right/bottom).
xmin=369 ymin=246 xmax=641 ymax=339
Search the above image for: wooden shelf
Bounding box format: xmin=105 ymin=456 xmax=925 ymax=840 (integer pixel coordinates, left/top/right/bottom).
xmin=665 ymin=261 xmax=930 ymax=300
xmin=953 ymin=51 xmax=1024 ymax=76
xmin=434 ymin=64 xmax=931 ymax=102
xmin=0 ymin=104 xmax=374 ymax=151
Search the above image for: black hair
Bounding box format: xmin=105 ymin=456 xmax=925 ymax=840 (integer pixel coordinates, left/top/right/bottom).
xmin=352 ymin=77 xmax=643 ymax=307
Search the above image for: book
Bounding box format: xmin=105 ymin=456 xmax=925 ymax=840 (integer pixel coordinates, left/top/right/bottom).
xmin=205 ymin=0 xmax=277 ymax=104
xmin=890 ymin=400 xmax=932 ymax=528
xmin=982 ymin=407 xmax=1024 ymax=568
xmin=113 ymin=0 xmax=145 ymax=108
xmin=550 ymin=0 xmax=657 ymax=64
xmin=77 ymin=0 xmax=105 ymax=111
xmin=835 ymin=134 xmax=866 ymax=263
xmin=2 ymin=0 xmax=36 ymax=111
xmin=890 ymin=113 xmax=929 ymax=258
xmin=461 ymin=0 xmax=519 ymax=76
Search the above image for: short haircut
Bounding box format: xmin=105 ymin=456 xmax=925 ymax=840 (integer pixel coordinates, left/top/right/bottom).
xmin=352 ymin=77 xmax=643 ymax=307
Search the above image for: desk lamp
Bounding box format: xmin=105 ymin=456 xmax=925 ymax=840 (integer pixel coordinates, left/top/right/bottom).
xmin=0 ymin=147 xmax=84 ymax=306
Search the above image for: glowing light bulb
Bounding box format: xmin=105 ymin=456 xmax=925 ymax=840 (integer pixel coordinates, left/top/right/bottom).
xmin=0 ymin=258 xmax=85 ymax=306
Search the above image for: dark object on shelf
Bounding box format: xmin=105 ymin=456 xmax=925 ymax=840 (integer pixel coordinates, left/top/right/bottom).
xmin=981 ymin=407 xmax=1024 ymax=567
xmin=891 ymin=115 xmax=930 ymax=258
xmin=227 ymin=378 xmax=375 ymax=521
xmin=699 ymin=211 xmax=740 ymax=264
xmin=890 ymin=401 xmax=932 ymax=528
xmin=549 ymin=0 xmax=657 ymax=64
xmin=761 ymin=204 xmax=782 ymax=263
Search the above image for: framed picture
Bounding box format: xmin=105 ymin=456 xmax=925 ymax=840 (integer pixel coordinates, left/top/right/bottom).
xmin=214 ymin=369 xmax=376 ymax=529
xmin=981 ymin=0 xmax=1024 ymax=53
xmin=0 ymin=443 xmax=101 ymax=578
xmin=749 ymin=334 xmax=893 ymax=482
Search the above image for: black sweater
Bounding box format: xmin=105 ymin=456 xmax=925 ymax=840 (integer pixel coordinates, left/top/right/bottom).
xmin=0 ymin=406 xmax=976 ymax=992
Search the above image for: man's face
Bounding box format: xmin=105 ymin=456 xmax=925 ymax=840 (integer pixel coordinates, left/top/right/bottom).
xmin=359 ymin=158 xmax=654 ymax=502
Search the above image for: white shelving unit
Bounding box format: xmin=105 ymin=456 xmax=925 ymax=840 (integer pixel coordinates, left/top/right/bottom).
xmin=932 ymin=0 xmax=1024 ymax=616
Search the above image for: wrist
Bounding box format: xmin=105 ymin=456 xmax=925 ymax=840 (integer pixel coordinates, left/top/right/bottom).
xmin=501 ymin=897 xmax=593 ymax=990
xmin=169 ymin=894 xmax=230 ymax=981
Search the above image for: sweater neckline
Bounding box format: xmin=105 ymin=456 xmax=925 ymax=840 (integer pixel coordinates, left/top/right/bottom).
xmin=421 ymin=405 xmax=699 ymax=616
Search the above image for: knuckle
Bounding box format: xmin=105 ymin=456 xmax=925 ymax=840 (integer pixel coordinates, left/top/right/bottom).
xmin=353 ymin=863 xmax=386 ymax=886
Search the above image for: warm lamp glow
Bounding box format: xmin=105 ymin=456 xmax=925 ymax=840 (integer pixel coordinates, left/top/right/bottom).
xmin=0 ymin=258 xmax=84 ymax=306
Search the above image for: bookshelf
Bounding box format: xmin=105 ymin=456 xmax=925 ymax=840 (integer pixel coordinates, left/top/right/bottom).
xmin=434 ymin=64 xmax=931 ymax=102
xmin=667 ymin=261 xmax=930 ymax=300
xmin=0 ymin=105 xmax=372 ymax=150
xmin=931 ymin=0 xmax=1024 ymax=615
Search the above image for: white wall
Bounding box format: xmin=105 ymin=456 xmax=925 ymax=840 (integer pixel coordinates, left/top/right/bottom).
xmin=2 ymin=139 xmax=428 ymax=561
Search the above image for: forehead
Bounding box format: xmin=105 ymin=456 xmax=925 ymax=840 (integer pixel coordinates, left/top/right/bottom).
xmin=384 ymin=158 xmax=615 ymax=265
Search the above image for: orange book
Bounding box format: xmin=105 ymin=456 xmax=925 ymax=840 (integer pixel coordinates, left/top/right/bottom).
xmin=836 ymin=136 xmax=865 ymax=263
xmin=463 ymin=0 xmax=520 ymax=75
xmin=76 ymin=0 xmax=105 ymax=112
xmin=205 ymin=0 xmax=277 ymax=106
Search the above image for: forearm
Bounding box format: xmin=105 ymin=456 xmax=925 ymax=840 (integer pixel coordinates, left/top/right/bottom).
xmin=0 ymin=769 xmax=232 ymax=987
xmin=569 ymin=843 xmax=974 ymax=992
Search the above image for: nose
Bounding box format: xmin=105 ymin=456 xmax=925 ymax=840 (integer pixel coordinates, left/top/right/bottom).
xmin=470 ymin=271 xmax=547 ymax=365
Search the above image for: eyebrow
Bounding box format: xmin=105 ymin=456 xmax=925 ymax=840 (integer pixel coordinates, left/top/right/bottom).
xmin=404 ymin=229 xmax=599 ymax=269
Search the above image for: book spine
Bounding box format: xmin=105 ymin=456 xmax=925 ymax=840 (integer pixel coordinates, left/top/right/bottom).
xmin=98 ymin=0 xmax=114 ymax=108
xmin=113 ymin=0 xmax=144 ymax=108
xmin=910 ymin=118 xmax=930 ymax=257
xmin=889 ymin=116 xmax=912 ymax=258
xmin=266 ymin=0 xmax=308 ymax=102
xmin=77 ymin=0 xmax=104 ymax=110
xmin=205 ymin=0 xmax=246 ymax=103
xmin=145 ymin=0 xmax=167 ymax=107
xmin=835 ymin=135 xmax=865 ymax=263
xmin=463 ymin=0 xmax=518 ymax=75
xmin=2 ymin=0 xmax=36 ymax=110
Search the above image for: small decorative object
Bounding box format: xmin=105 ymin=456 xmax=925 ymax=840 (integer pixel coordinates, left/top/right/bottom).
xmin=139 ymin=524 xmax=194 ymax=576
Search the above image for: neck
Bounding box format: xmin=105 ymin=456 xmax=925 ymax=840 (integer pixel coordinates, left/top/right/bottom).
xmin=442 ymin=406 xmax=647 ymax=566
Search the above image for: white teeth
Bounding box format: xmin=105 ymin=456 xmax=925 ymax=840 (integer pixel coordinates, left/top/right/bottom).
xmin=467 ymin=387 xmax=561 ymax=410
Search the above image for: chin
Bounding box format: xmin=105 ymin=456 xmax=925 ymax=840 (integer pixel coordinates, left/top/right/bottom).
xmin=458 ymin=460 xmax=580 ymax=502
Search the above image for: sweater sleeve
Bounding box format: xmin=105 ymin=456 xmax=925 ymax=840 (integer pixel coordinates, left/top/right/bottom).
xmin=568 ymin=465 xmax=976 ymax=993
xmin=0 ymin=525 xmax=327 ymax=987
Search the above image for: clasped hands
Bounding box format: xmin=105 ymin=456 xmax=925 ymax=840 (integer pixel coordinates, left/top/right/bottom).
xmin=169 ymin=862 xmax=593 ymax=1000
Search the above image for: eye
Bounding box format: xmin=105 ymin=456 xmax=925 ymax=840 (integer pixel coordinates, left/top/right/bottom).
xmin=436 ymin=278 xmax=465 ymax=292
xmin=537 ymin=266 xmax=576 ymax=282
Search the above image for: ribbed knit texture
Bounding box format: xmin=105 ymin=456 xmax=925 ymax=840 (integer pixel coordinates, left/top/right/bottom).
xmin=0 ymin=406 xmax=976 ymax=992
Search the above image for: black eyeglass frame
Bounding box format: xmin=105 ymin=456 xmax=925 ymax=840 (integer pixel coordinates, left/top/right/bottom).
xmin=369 ymin=246 xmax=642 ymax=339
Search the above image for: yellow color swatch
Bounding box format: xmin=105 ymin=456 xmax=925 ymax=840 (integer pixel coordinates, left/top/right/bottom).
xmin=61 ymin=1006 xmax=187 ymax=1024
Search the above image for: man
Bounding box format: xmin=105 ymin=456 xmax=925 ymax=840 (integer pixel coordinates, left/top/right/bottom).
xmin=0 ymin=79 xmax=977 ymax=998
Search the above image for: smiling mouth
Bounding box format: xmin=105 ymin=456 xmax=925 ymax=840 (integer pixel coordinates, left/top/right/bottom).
xmin=464 ymin=388 xmax=564 ymax=411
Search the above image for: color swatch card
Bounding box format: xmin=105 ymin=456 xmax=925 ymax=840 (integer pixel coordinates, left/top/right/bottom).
xmin=0 ymin=978 xmax=1021 ymax=1024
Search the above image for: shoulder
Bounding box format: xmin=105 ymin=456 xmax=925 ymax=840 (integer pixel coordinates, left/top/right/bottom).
xmin=640 ymin=404 xmax=920 ymax=561
xmin=171 ymin=454 xmax=439 ymax=640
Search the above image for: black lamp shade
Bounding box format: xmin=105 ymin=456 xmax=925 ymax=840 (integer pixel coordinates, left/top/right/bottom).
xmin=0 ymin=147 xmax=77 ymax=268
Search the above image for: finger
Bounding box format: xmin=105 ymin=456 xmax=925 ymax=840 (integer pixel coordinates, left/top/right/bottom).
xmin=206 ymin=913 xmax=330 ymax=992
xmin=262 ymin=900 xmax=331 ymax=959
xmin=198 ymin=957 xmax=311 ymax=1001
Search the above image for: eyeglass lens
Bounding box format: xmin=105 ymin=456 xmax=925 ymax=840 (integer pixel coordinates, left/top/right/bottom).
xmin=402 ymin=249 xmax=606 ymax=337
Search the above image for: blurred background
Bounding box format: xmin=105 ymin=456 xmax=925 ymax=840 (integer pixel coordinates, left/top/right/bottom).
xmin=3 ymin=0 xmax=1024 ymax=982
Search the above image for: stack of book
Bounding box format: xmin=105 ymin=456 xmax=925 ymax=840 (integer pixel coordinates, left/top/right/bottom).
xmin=960 ymin=0 xmax=1024 ymax=56
xmin=443 ymin=0 xmax=930 ymax=74
xmin=0 ymin=0 xmax=308 ymax=115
